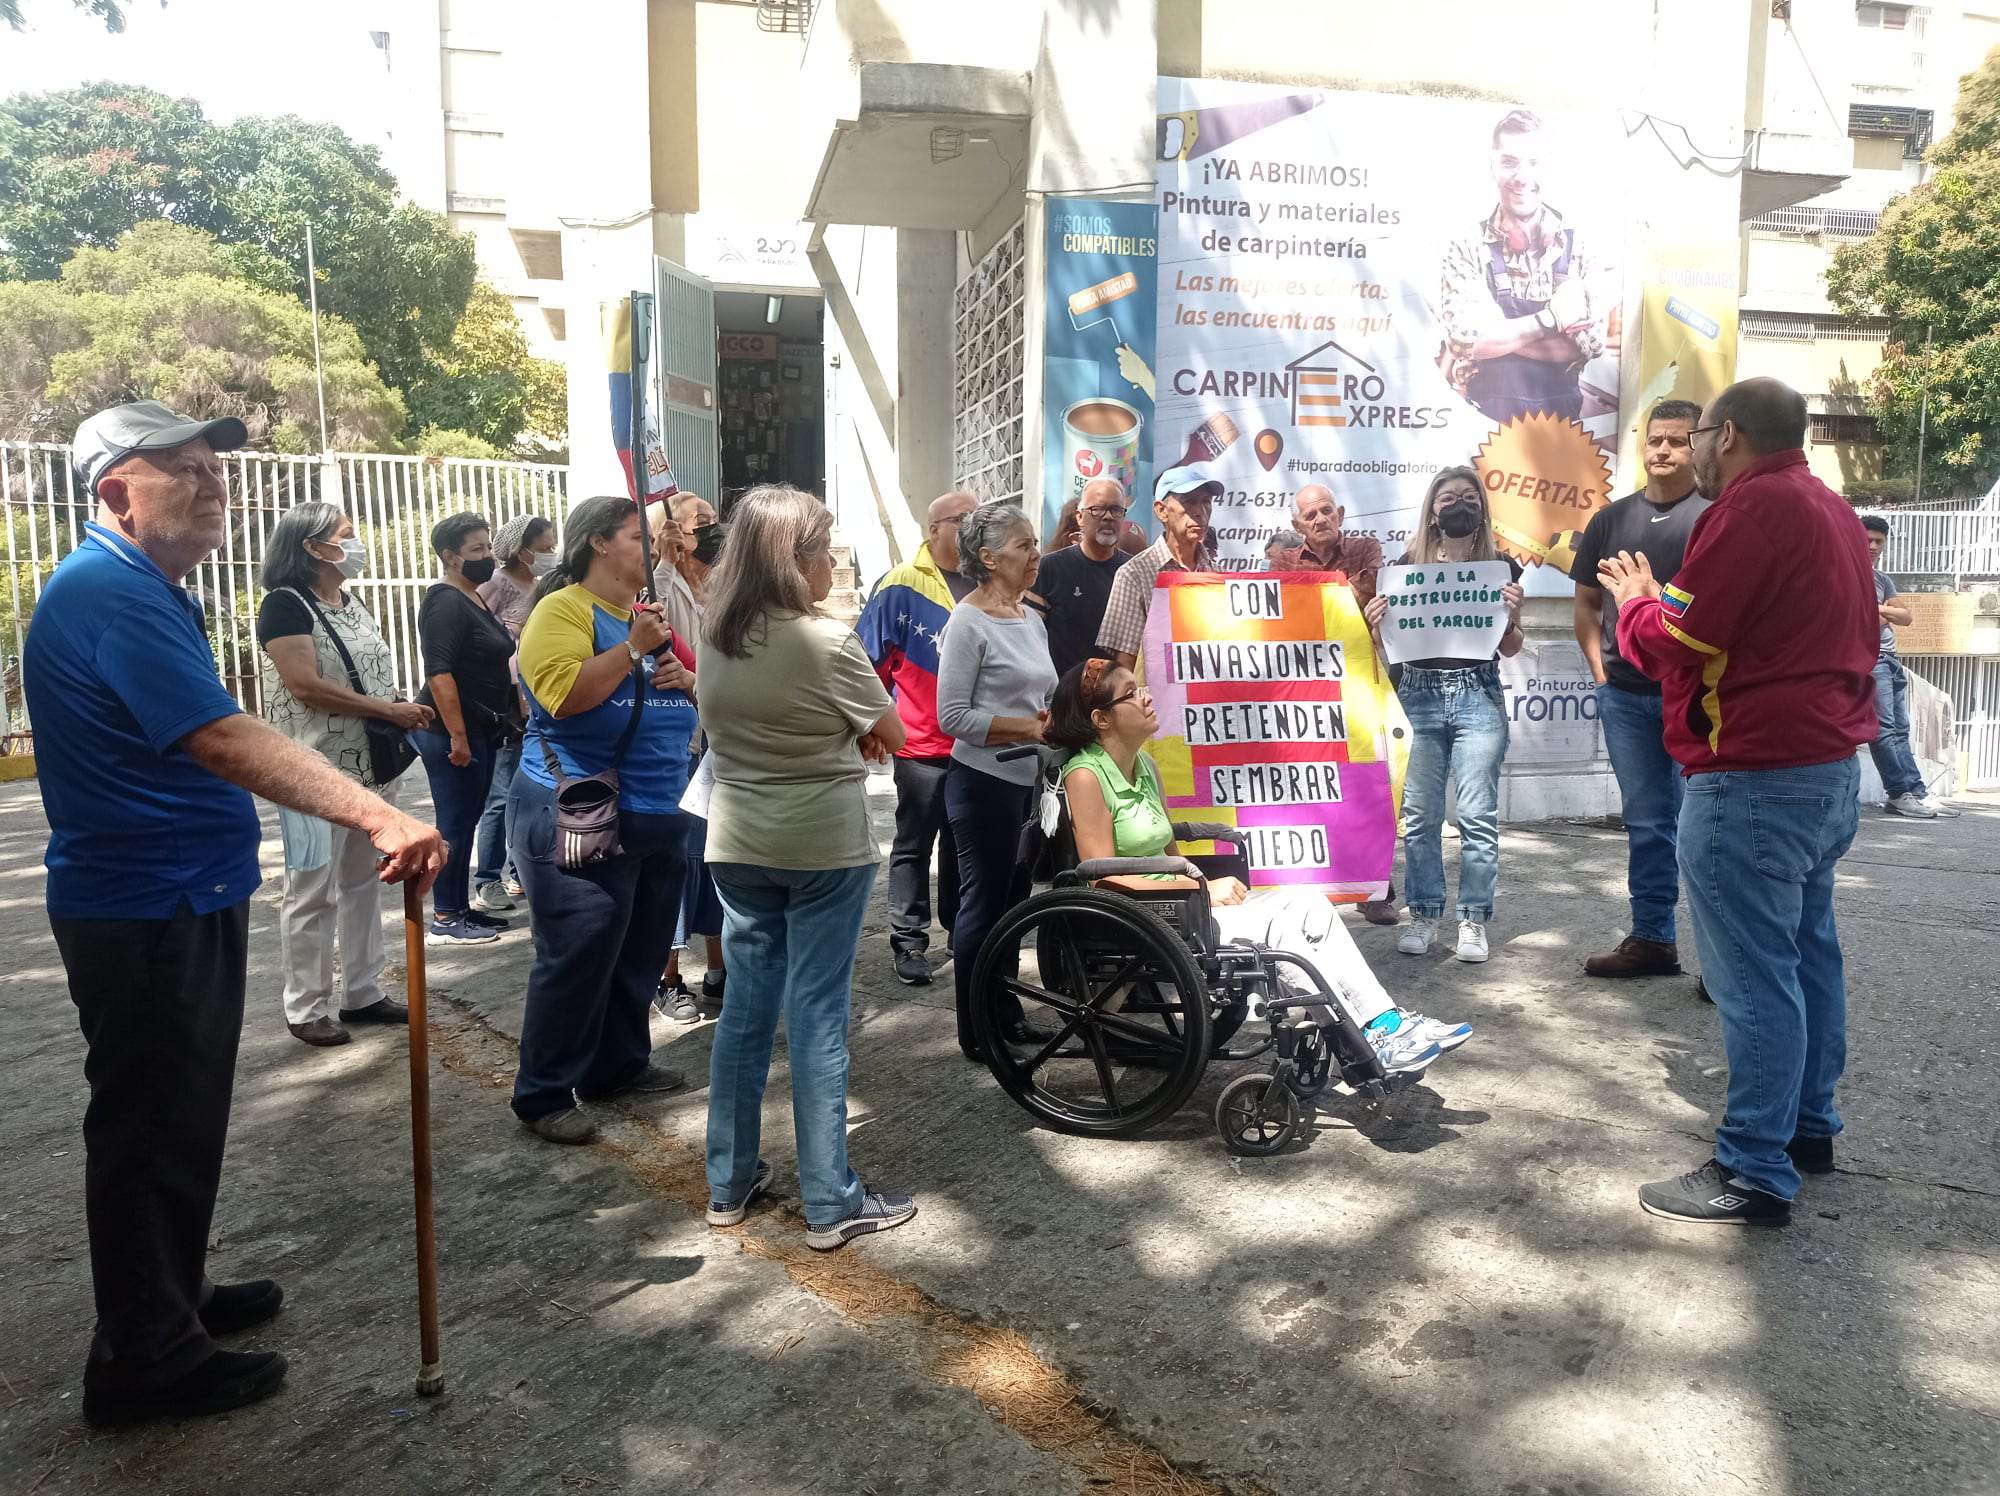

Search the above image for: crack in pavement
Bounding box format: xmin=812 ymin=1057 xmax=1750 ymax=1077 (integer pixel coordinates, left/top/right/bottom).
xmin=425 ymin=993 xmax=1272 ymax=1496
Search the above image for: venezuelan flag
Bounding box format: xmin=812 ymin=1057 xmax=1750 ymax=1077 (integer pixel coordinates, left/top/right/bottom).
xmin=605 ymin=296 xmax=678 ymax=504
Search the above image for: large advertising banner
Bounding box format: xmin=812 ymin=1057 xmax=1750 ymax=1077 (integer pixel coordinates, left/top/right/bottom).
xmin=1154 ymin=79 xmax=1626 ymax=594
xmin=1041 ymin=199 xmax=1160 ymax=540
xmin=1139 ymin=572 xmax=1409 ymax=901
xmin=1616 ymin=239 xmax=1740 ymax=485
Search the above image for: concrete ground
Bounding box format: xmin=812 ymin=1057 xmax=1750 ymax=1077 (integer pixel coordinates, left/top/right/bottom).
xmin=1 ymin=772 xmax=1995 ymax=1496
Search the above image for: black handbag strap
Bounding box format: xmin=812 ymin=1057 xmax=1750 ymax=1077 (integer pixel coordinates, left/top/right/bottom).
xmin=289 ymin=586 xmax=371 ymax=697
xmin=538 ymin=657 xmax=647 ymax=783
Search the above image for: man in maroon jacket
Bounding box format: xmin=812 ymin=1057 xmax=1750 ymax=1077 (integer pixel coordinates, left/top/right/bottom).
xmin=1599 ymin=378 xmax=1876 ymax=1228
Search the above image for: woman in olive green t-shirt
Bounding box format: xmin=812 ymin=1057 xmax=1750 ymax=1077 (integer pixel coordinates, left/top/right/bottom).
xmin=696 ymin=485 xmax=921 ymax=1253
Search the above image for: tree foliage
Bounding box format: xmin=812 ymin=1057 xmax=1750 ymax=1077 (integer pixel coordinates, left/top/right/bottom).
xmin=0 ymin=221 xmax=405 ymax=449
xmin=406 ymin=281 xmax=569 ymax=454
xmin=1829 ymin=46 xmax=2000 ymax=489
xmin=0 ymin=83 xmax=567 ymax=452
xmin=0 ymin=87 xmax=475 ymax=400
xmin=0 ymin=0 xmax=144 ymax=34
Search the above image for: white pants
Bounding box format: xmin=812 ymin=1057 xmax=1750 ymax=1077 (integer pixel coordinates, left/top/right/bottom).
xmin=279 ymin=781 xmax=394 ymax=1025
xmin=1213 ymin=889 xmax=1395 ymax=1029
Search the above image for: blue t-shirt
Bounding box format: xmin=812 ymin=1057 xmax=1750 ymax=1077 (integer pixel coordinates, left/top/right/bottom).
xmin=516 ymin=584 xmax=698 ymax=814
xmin=23 ymin=524 xmax=263 ymax=919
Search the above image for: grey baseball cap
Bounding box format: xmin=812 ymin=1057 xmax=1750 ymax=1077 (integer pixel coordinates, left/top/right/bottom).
xmin=72 ymin=401 xmax=248 ymax=496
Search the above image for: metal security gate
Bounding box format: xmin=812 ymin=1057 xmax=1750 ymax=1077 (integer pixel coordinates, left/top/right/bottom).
xmin=654 ymin=257 xmax=722 ymax=507
xmin=1904 ymin=654 xmax=2000 ymax=791
xmin=1 ymin=441 xmax=568 ymax=746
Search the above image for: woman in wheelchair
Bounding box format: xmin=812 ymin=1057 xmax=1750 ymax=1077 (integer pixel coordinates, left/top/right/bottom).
xmin=1049 ymin=659 xmax=1472 ymax=1078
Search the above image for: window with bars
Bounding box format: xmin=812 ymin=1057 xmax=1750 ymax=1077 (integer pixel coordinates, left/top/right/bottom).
xmin=952 ymin=221 xmax=1026 ymax=504
xmin=1740 ymin=311 xmax=1893 ymax=343
xmin=1810 ymin=413 xmax=1881 ymax=444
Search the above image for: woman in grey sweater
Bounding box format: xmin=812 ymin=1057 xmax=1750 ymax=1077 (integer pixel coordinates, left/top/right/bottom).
xmin=937 ymin=501 xmax=1059 ymax=1059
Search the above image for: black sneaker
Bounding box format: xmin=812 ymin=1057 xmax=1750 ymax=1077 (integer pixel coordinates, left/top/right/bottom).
xmin=893 ymin=951 xmax=932 ymax=985
xmin=84 ymin=1348 xmax=289 ymax=1429
xmin=700 ymin=970 xmax=726 ymax=1009
xmin=1638 ymin=1158 xmax=1790 ymax=1227
xmin=1787 ymin=1134 xmax=1835 ymax=1175
xmin=198 ymin=1279 xmax=284 ymax=1336
xmin=805 ymin=1188 xmax=917 ymax=1251
xmin=463 ymin=908 xmax=511 ymax=931
xmin=655 ymin=978 xmax=700 ymax=1024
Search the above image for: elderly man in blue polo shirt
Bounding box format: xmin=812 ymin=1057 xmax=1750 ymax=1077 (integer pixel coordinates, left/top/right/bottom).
xmin=24 ymin=401 xmax=445 ymax=1429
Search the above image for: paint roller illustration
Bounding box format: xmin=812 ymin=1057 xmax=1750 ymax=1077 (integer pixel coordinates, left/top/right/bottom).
xmin=1060 ymin=269 xmax=1150 ymax=504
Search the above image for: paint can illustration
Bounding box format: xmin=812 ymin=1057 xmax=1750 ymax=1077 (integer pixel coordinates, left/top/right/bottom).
xmin=1062 ymin=397 xmax=1142 ymax=504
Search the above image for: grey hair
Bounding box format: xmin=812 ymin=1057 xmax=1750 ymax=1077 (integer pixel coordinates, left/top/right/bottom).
xmin=702 ymin=484 xmax=833 ymax=659
xmin=261 ymin=500 xmax=345 ymax=594
xmin=955 ymin=501 xmax=1032 ymax=586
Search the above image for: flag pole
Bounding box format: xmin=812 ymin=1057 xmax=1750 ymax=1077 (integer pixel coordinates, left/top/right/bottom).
xmin=630 ymin=292 xmax=656 ymax=604
xmin=303 ymin=222 xmax=331 ymax=454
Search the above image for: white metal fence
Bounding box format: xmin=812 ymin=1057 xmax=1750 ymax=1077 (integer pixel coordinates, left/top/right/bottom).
xmin=1904 ymin=654 xmax=2000 ymax=791
xmin=1876 ymin=504 xmax=2000 ymax=578
xmin=1 ymin=441 xmax=569 ymax=747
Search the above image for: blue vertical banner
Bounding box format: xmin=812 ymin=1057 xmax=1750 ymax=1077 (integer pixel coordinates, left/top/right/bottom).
xmin=1041 ymin=199 xmax=1160 ymax=541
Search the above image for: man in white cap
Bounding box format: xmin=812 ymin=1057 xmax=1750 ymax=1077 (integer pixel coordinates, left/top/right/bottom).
xmin=24 ymin=401 xmax=446 ymax=1427
xmin=1095 ymin=462 xmax=1222 ymax=670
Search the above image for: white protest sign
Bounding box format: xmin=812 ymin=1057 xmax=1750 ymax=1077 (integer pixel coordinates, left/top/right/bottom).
xmin=1375 ymin=560 xmax=1514 ymax=665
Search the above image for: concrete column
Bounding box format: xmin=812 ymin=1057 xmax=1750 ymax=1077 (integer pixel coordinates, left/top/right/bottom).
xmin=1019 ymin=0 xmax=1159 ymax=530
xmin=894 ymin=229 xmax=957 ymax=515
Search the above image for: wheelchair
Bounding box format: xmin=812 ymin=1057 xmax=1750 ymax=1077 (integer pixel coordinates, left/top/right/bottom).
xmin=968 ymin=747 xmax=1420 ymax=1156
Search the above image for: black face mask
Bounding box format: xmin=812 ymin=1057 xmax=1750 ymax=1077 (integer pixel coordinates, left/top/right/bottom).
xmin=690 ymin=524 xmax=723 ymax=566
xmin=1436 ymin=502 xmax=1482 ymax=539
xmin=460 ymin=556 xmax=497 ymax=585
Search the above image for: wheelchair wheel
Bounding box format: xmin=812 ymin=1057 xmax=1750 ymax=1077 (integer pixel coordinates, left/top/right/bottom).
xmin=973 ymin=887 xmax=1212 ymax=1139
xmin=1215 ymin=1073 xmax=1300 ymax=1157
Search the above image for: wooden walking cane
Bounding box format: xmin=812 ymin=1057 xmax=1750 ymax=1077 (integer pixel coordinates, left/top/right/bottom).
xmin=403 ymin=882 xmax=445 ymax=1395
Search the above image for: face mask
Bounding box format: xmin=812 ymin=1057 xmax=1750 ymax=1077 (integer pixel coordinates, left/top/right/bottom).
xmin=529 ymin=549 xmax=560 ymax=578
xmin=460 ymin=556 xmax=497 ymax=585
xmin=690 ymin=524 xmax=723 ymax=565
xmin=1436 ymin=502 xmax=1482 ymax=539
xmin=316 ymin=537 xmax=367 ymax=579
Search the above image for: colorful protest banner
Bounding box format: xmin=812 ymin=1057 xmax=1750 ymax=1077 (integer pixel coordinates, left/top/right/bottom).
xmin=1374 ymin=560 xmax=1515 ymax=665
xmin=1153 ymin=78 xmax=1626 ymax=594
xmin=1041 ymin=199 xmax=1160 ymax=541
xmin=1139 ymin=571 xmax=1408 ymax=901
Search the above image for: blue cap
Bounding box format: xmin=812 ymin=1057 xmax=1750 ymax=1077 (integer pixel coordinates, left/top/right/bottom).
xmin=1154 ymin=462 xmax=1224 ymax=505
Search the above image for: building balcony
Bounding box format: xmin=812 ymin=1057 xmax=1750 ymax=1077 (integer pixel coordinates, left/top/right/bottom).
xmin=795 ymin=0 xmax=1037 ymax=229
xmin=1740 ymin=0 xmax=1854 ymax=217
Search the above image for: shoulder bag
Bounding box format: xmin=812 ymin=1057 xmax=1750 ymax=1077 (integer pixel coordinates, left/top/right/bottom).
xmin=290 ymin=587 xmax=419 ymax=787
xmin=538 ymin=662 xmax=647 ymax=869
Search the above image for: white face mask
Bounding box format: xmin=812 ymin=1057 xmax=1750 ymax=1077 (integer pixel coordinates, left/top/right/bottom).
xmin=316 ymin=537 xmax=367 ymax=579
xmin=529 ymin=548 xmax=560 ymax=578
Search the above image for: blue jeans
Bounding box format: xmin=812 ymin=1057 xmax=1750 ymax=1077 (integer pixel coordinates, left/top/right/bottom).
xmin=472 ymin=736 xmax=523 ymax=888
xmin=1596 ymin=684 xmax=1685 ymax=944
xmin=411 ymin=727 xmax=496 ymax=917
xmin=509 ymin=776 xmax=689 ymax=1120
xmin=1867 ymin=656 xmax=1924 ymax=799
xmin=1398 ymin=663 xmax=1509 ymax=924
xmin=706 ymin=861 xmax=877 ymax=1228
xmin=1678 ymin=759 xmax=1859 ymax=1201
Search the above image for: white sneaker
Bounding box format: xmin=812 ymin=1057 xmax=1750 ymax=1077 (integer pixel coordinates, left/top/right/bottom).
xmin=1401 ymin=1011 xmax=1474 ymax=1052
xmin=1454 ymin=921 xmax=1489 ymax=963
xmin=1886 ymin=793 xmax=1939 ymax=819
xmin=1397 ymin=917 xmax=1437 ymax=956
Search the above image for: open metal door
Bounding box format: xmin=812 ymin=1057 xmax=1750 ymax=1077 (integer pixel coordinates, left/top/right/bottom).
xmin=653 ymin=257 xmax=721 ymax=507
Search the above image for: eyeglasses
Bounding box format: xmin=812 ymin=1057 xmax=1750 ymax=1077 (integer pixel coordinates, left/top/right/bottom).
xmin=1687 ymin=422 xmax=1726 ymax=440
xmin=1104 ymin=686 xmax=1144 ymax=709
xmin=1080 ymin=504 xmax=1128 ymax=519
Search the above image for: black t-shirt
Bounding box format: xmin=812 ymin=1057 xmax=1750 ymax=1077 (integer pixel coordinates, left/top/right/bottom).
xmin=1029 ymin=545 xmax=1130 ymax=678
xmin=414 ymin=583 xmax=517 ymax=728
xmin=1570 ymin=488 xmax=1712 ymax=694
xmin=256 ymin=587 xmax=318 ymax=647
xmin=1399 ymin=554 xmax=1524 ymax=670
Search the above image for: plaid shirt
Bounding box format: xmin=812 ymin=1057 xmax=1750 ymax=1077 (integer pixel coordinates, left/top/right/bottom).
xmin=1438 ymin=206 xmax=1605 ymax=391
xmin=1096 ymin=536 xmax=1216 ymax=661
xmin=1296 ymin=530 xmax=1386 ymax=606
